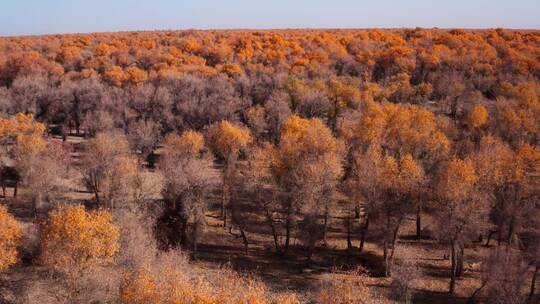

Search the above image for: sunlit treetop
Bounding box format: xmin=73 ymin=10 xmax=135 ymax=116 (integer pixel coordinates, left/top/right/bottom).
xmin=437 ymin=158 xmax=478 ymax=202
xmin=163 ymin=130 xmax=205 ymax=159
xmin=467 ymin=104 xmax=489 ymax=129
xmin=0 ymin=113 xmax=46 ymax=156
xmin=41 ymin=205 xmax=120 ymax=269
xmin=343 ymin=101 xmax=450 ymax=160
xmin=208 ymin=120 xmax=252 ymax=161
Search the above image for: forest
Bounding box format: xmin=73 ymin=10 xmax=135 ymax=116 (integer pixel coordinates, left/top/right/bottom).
xmin=0 ymin=28 xmax=539 ymax=303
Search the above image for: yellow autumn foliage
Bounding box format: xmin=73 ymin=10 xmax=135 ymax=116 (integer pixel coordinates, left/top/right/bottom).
xmin=121 ymin=267 xmax=275 ymax=304
xmin=467 ymin=105 xmax=489 ymax=128
xmin=0 ymin=206 xmax=23 ymax=271
xmin=208 ymin=121 xmax=252 ymax=160
xmin=345 ymin=101 xmax=450 ymax=159
xmin=0 ymin=113 xmax=46 ymax=156
xmin=104 ymin=65 xmax=129 ymax=86
xmin=276 ymin=115 xmax=342 ymax=179
xmin=120 ymin=269 xmax=161 ymax=304
xmin=163 ymin=130 xmax=205 ymax=158
xmin=126 ymin=66 xmax=149 ymax=85
xmin=41 ymin=205 xmax=120 ymax=270
xmin=438 ymin=159 xmax=478 ymax=202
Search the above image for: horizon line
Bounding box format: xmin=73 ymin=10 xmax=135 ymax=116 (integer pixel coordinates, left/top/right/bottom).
xmin=2 ymin=26 xmax=540 ymax=38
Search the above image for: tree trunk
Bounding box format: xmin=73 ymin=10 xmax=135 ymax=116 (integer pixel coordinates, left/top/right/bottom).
xmin=265 ymin=207 xmax=281 ymax=254
xmin=346 ymin=211 xmax=352 ymax=250
xmin=33 ymin=193 xmax=43 ymax=218
xmin=148 ymin=150 xmax=155 ymax=168
xmin=450 ymin=97 xmax=458 ymax=120
xmin=449 ymin=241 xmax=457 ymax=294
xmin=390 ymin=216 xmax=404 ymax=259
xmin=93 ymin=189 xmax=100 ymax=205
xmin=270 ymin=221 xmax=281 ymax=254
xmin=468 ymin=280 xmax=487 ymax=304
xmin=359 ymin=215 xmax=369 ymax=253
xmin=485 ymin=230 xmax=497 ymax=247
xmin=416 ymin=203 xmax=422 ymax=239
xmin=456 ymin=245 xmax=464 ymax=278
xmin=284 ymin=217 xmax=291 ymax=253
xmin=506 ymin=217 xmax=515 ymax=247
xmin=322 ymin=206 xmax=329 ymax=246
xmin=383 ymin=238 xmax=389 ymax=277
xmin=179 ymin=218 xmax=188 ymax=247
xmin=284 ymin=200 xmax=293 ymax=254
xmin=384 ymin=214 xmax=390 ymax=276
xmin=239 ymin=227 xmax=248 ymax=254
xmin=529 ymin=265 xmax=540 ymax=302
xmin=221 ymin=181 xmax=227 ymax=227
xmin=192 ymin=224 xmax=199 ymax=252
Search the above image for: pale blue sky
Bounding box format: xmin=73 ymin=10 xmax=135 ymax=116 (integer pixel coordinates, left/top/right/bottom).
xmin=1 ymin=0 xmax=539 ymax=36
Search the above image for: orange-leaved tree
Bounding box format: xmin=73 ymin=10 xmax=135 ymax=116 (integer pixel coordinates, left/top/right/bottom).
xmin=207 ymin=121 xmax=252 ymax=227
xmin=434 ymin=158 xmax=488 ymax=294
xmin=272 ymin=115 xmax=343 ymax=257
xmin=41 ymin=205 xmax=120 ymax=271
xmin=0 ymin=206 xmax=23 ymax=271
xmin=0 ymin=113 xmax=46 ymax=198
xmin=0 ymin=113 xmax=46 ymax=157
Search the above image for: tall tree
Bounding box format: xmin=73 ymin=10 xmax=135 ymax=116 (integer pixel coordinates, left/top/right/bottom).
xmin=272 ymin=115 xmax=343 ymax=257
xmin=207 ymin=121 xmax=252 ymax=227
xmin=160 ymin=130 xmax=216 ymax=250
xmin=434 ymin=158 xmax=488 ymax=294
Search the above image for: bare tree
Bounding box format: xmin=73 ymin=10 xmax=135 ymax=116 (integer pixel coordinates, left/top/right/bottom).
xmin=126 ymin=119 xmax=162 ymax=166
xmin=79 ymin=131 xmax=132 ymax=207
xmin=160 ymin=131 xmax=217 ymax=251
xmin=16 ymin=141 xmax=69 ymax=216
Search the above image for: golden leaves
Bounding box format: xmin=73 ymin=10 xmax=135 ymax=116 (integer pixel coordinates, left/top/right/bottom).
xmin=103 ymin=65 xmax=128 ymax=87
xmin=218 ymin=63 xmax=244 ymax=77
xmin=41 ymin=205 xmax=120 ymax=270
xmin=0 ymin=206 xmax=22 ymax=271
xmin=280 ymin=115 xmax=339 ymax=156
xmin=438 ymin=158 xmax=478 ymax=202
xmin=472 ymin=136 xmax=514 ymax=188
xmin=275 ymin=115 xmax=343 ymax=185
xmin=467 ymin=105 xmax=489 ymax=128
xmin=347 ymin=101 xmax=450 ymax=160
xmin=0 ymin=113 xmax=45 ymax=137
xmin=120 ymin=269 xmax=161 ymax=304
xmin=95 ymin=43 xmax=112 ymax=57
xmin=514 ymin=144 xmax=540 ymax=185
xmin=208 ymin=121 xmax=252 ymax=160
xmin=0 ymin=113 xmax=46 ymax=157
xmin=163 ymin=130 xmax=205 ymax=159
xmin=126 ymin=66 xmax=149 ymax=85
xmin=120 ymin=267 xmax=273 ymax=304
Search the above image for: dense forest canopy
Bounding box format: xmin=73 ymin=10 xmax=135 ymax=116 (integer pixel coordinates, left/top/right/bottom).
xmin=0 ymin=29 xmax=538 ymax=139
xmin=0 ymin=28 xmax=539 ymax=303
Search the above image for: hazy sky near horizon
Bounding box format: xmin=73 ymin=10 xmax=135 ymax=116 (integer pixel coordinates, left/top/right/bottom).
xmin=1 ymin=0 xmax=539 ymax=36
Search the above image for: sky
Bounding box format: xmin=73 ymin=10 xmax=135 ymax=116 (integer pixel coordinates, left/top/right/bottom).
xmin=1 ymin=0 xmax=539 ymax=36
